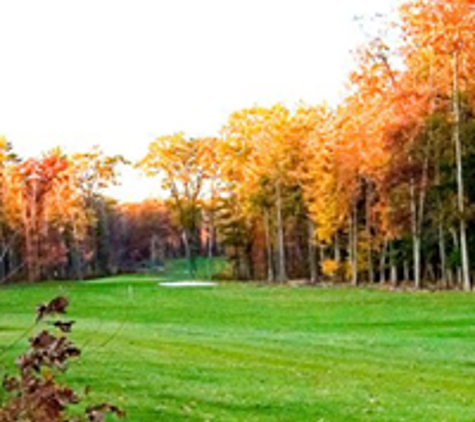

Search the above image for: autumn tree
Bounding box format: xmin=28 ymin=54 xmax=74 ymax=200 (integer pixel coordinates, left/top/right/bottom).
xmin=69 ymin=148 xmax=123 ymax=277
xmin=140 ymin=134 xmax=210 ymax=278
xmin=220 ymin=105 xmax=317 ymax=282
xmin=6 ymin=151 xmax=70 ymax=281
xmin=400 ymin=0 xmax=475 ymax=290
xmin=0 ymin=138 xmax=17 ymax=283
xmin=113 ymin=200 xmax=181 ymax=272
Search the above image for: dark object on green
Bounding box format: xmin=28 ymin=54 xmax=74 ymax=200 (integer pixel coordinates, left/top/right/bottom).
xmin=0 ymin=296 xmax=125 ymax=422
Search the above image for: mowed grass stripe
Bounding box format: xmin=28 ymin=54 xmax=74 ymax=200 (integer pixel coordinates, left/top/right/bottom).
xmin=1 ymin=276 xmax=475 ymax=421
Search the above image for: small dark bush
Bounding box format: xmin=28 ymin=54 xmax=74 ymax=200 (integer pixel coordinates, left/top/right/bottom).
xmin=0 ymin=296 xmax=125 ymax=422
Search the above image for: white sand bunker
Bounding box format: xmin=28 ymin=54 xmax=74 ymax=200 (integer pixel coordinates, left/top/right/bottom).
xmin=159 ymin=281 xmax=218 ymax=287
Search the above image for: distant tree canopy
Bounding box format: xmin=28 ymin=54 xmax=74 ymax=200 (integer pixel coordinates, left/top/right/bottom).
xmin=140 ymin=0 xmax=475 ymax=289
xmin=2 ymin=0 xmax=475 ymax=290
xmin=0 ymin=145 xmax=183 ymax=283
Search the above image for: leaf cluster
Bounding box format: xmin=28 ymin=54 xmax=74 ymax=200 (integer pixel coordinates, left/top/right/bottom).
xmin=0 ymin=297 xmax=124 ymax=422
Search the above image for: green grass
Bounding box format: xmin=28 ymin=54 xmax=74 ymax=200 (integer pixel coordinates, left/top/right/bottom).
xmin=158 ymin=256 xmax=228 ymax=281
xmin=1 ymin=262 xmax=475 ymax=421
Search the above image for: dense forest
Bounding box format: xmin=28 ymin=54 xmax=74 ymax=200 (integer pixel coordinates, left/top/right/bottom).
xmin=0 ymin=144 xmax=183 ymax=282
xmin=1 ymin=0 xmax=475 ymax=290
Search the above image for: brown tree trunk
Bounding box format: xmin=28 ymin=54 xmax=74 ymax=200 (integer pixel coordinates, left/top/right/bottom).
xmin=350 ymin=201 xmax=358 ymax=286
xmin=410 ymin=176 xmax=421 ymax=289
xmin=452 ymin=51 xmax=471 ymax=291
xmin=438 ymin=222 xmax=447 ymax=288
xmin=403 ymin=260 xmax=409 ymax=283
xmin=366 ymin=184 xmax=374 ymax=284
xmin=379 ymin=237 xmax=388 ymax=284
xmin=206 ymin=217 xmax=214 ymax=280
xmin=264 ymin=209 xmax=274 ymax=283
xmin=307 ymin=218 xmax=318 ymax=284
xmin=182 ymin=231 xmax=194 ymax=279
xmin=390 ymin=242 xmax=397 ymax=286
xmin=450 ymin=227 xmax=462 ymax=288
xmin=275 ymin=180 xmax=287 ymax=283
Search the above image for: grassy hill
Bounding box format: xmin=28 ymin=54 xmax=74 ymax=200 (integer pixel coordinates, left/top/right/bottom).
xmin=1 ymin=262 xmax=475 ymax=421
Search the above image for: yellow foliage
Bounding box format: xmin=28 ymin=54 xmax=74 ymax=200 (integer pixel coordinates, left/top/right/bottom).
xmin=321 ymin=259 xmax=339 ymax=277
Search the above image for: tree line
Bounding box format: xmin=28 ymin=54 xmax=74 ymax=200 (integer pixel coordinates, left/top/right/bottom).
xmin=2 ymin=0 xmax=475 ymax=289
xmin=141 ymin=0 xmax=475 ymax=290
xmin=0 ymin=142 xmax=185 ymax=283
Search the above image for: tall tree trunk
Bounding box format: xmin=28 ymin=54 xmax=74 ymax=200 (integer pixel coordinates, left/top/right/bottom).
xmin=379 ymin=237 xmax=388 ymax=284
xmin=408 ymin=126 xmax=429 ymax=290
xmin=206 ymin=216 xmax=214 ymax=280
xmin=71 ymin=240 xmax=83 ymax=281
xmin=438 ymin=222 xmax=448 ymax=288
xmin=390 ymin=242 xmax=397 ymax=286
xmin=403 ymin=260 xmax=409 ymax=283
xmin=22 ymin=196 xmax=35 ymax=282
xmin=31 ymin=177 xmax=42 ymax=282
xmin=334 ymin=233 xmax=340 ymax=263
xmin=319 ymin=243 xmax=326 ymax=280
xmin=452 ymin=51 xmax=471 ymax=291
xmin=244 ymin=241 xmax=253 ymax=280
xmin=264 ymin=209 xmax=274 ymax=283
xmin=428 ymin=57 xmax=449 ymax=289
xmin=0 ymin=242 xmax=5 ymax=282
xmin=351 ymin=201 xmax=358 ymax=286
xmin=410 ymin=176 xmax=421 ymax=289
xmin=0 ymin=180 xmax=5 ymax=282
xmin=426 ymin=263 xmax=436 ymax=284
xmin=435 ymin=163 xmax=448 ymax=287
xmin=94 ymin=199 xmax=111 ymax=277
xmin=182 ymin=231 xmax=194 ymax=279
xmin=65 ymin=223 xmax=83 ymax=281
xmin=450 ymin=227 xmax=462 ymax=288
xmin=275 ymin=180 xmax=287 ymax=283
xmin=151 ymin=235 xmax=156 ymax=265
xmin=307 ymin=218 xmax=318 ymax=284
xmin=0 ymin=226 xmax=5 ymax=282
xmin=366 ymin=183 xmax=374 ymax=283
xmin=151 ymin=234 xmax=158 ymax=266
xmin=447 ymin=268 xmax=454 ymax=287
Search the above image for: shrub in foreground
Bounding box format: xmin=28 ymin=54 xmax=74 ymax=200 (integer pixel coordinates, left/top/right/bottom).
xmin=0 ymin=296 xmax=124 ymax=422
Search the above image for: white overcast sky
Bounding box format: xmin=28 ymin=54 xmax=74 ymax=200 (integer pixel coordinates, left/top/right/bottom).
xmin=0 ymin=0 xmax=400 ymax=202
